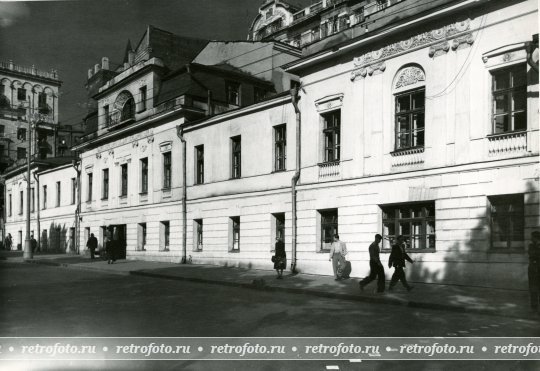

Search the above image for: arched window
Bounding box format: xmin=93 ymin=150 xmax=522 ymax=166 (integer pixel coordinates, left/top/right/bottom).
xmin=121 ymin=97 xmax=135 ymax=121
xmin=113 ymin=91 xmax=135 ymax=124
xmin=393 ymin=65 xmax=426 ymax=151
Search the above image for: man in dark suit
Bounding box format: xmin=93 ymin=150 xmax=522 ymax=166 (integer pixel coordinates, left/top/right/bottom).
xmin=388 ymin=235 xmax=414 ymax=291
xmin=87 ymin=233 xmax=98 ymax=260
xmin=359 ymin=234 xmax=385 ymax=293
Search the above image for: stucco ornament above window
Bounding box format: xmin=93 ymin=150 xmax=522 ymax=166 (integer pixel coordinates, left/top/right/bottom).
xmin=395 ymin=66 xmax=425 ymax=90
xmin=314 ymin=93 xmax=344 ymax=113
xmin=351 ymin=18 xmax=474 ymax=81
xmin=482 ymin=42 xmax=528 ymax=68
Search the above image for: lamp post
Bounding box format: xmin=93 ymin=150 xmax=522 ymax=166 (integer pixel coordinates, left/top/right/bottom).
xmin=23 ymin=114 xmax=34 ymax=260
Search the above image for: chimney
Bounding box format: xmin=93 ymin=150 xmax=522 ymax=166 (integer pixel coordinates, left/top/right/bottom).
xmin=94 ymin=63 xmax=100 ymax=74
xmin=101 ymin=57 xmax=109 ymax=70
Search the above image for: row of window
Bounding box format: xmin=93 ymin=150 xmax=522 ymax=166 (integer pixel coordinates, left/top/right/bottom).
xmin=7 ymin=178 xmax=77 ymax=216
xmin=126 ymin=194 xmax=526 ymax=253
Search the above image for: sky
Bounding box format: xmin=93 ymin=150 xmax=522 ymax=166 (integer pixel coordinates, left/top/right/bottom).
xmin=0 ymin=0 xmax=313 ymax=128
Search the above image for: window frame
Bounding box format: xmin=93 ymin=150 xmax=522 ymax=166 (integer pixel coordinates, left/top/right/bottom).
xmin=17 ymin=88 xmax=26 ymax=101
xmin=319 ymin=208 xmax=338 ymax=252
xmin=71 ymin=178 xmax=76 ymax=205
xmin=120 ymin=163 xmax=128 ymax=197
xmin=8 ymin=194 xmax=12 ymax=216
xmin=491 ymin=64 xmax=527 ymax=134
xmin=226 ymin=81 xmax=240 ymax=106
xmin=194 ymin=219 xmax=203 ymax=251
xmin=19 ymin=190 xmax=23 ymax=215
xmin=162 ymin=152 xmax=171 ymax=190
xmin=42 ymin=185 xmax=47 ymax=210
xmin=488 ymin=194 xmax=524 ymax=250
xmin=195 ymin=145 xmax=204 ymax=185
xmin=322 ymin=110 xmax=341 ymax=163
xmin=140 ymin=158 xmax=148 ymax=194
xmin=274 ymin=124 xmax=287 ymax=172
xmin=56 ymin=181 xmax=61 ymax=207
xmin=381 ymin=202 xmax=436 ymax=252
xmin=231 ymin=136 xmax=241 ymax=179
xmin=102 ymin=168 xmax=109 ymax=200
xmin=139 ymin=86 xmax=147 ymax=112
xmin=229 ymin=216 xmax=240 ymax=252
xmin=87 ymin=172 xmax=93 ymax=201
xmin=394 ymin=88 xmax=425 ymax=151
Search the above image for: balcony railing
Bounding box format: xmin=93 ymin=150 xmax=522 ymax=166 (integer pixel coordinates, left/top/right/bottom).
xmin=390 ymin=147 xmax=425 ymax=167
xmin=318 ymin=161 xmax=341 ymax=178
xmin=0 ymin=60 xmax=59 ymax=80
xmin=487 ymin=131 xmax=527 ymax=157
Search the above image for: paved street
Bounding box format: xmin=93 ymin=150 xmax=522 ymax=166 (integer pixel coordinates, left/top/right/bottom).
xmin=1 ymin=262 xmax=539 ymax=370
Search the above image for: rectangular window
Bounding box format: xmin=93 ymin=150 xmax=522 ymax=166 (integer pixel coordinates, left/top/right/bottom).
xmin=229 ymin=216 xmax=240 ymax=252
xmin=87 ymin=173 xmax=93 ymax=201
xmin=160 ymin=221 xmax=170 ymax=251
xmin=381 ymin=202 xmax=435 ymax=251
xmin=43 ymin=185 xmax=47 ymax=209
xmin=56 ymin=181 xmax=61 ymax=207
xmin=138 ymin=223 xmax=146 ymax=251
xmin=19 ymin=191 xmax=23 ymax=215
xmin=17 ymin=147 xmax=26 ymax=160
xmin=231 ymin=136 xmax=241 ymax=179
xmin=120 ymin=163 xmax=128 ymax=197
xmin=38 ymin=92 xmax=47 ymax=112
xmin=104 ymin=105 xmax=110 ymax=126
xmin=274 ymin=125 xmax=286 ymax=171
xmin=226 ymin=82 xmax=240 ymax=105
xmin=271 ymin=213 xmax=285 ymax=250
xmin=140 ymin=158 xmax=148 ymax=193
xmin=163 ymin=152 xmax=171 ymax=189
xmin=254 ymin=87 xmax=266 ymax=103
xmin=17 ymin=128 xmax=27 ymax=141
xmin=195 ymin=145 xmax=204 ymax=184
xmin=194 ymin=219 xmax=203 ymax=251
xmin=31 ymin=188 xmax=35 ymax=213
xmin=8 ymin=194 xmax=12 ymax=216
xmin=139 ymin=86 xmax=147 ymax=111
xmin=71 ymin=178 xmax=76 ymax=205
xmin=17 ymin=88 xmax=26 ymax=101
xmin=319 ymin=209 xmax=338 ymax=252
xmin=395 ymin=88 xmax=425 ymax=150
xmin=492 ymin=65 xmax=527 ymax=133
xmin=322 ymin=110 xmax=341 ymax=162
xmin=489 ymin=194 xmax=524 ymax=249
xmin=102 ymin=169 xmax=109 ymax=199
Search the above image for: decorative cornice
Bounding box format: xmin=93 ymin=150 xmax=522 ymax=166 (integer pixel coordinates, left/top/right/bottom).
xmin=351 ymin=18 xmax=473 ymax=81
xmin=428 ymin=41 xmax=450 ymax=58
xmin=451 ymin=33 xmax=474 ymax=51
xmin=395 ymin=66 xmax=425 ymax=89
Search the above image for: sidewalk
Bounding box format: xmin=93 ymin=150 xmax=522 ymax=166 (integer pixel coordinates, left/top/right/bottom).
xmin=2 ymin=251 xmax=538 ymax=321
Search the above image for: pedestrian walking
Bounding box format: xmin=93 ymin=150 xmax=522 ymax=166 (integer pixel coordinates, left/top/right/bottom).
xmin=528 ymin=231 xmax=540 ymax=313
xmin=87 ymin=233 xmax=98 ymax=260
xmin=30 ymin=234 xmax=38 ymax=253
xmin=5 ymin=233 xmax=12 ymax=251
xmin=329 ymin=234 xmax=347 ymax=280
xmin=388 ymin=235 xmax=414 ymax=291
xmin=106 ymin=235 xmax=116 ymax=264
xmin=359 ymin=234 xmax=385 ymax=293
xmin=273 ymin=237 xmax=286 ymax=279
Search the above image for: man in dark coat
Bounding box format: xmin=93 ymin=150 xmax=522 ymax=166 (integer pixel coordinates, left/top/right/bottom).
xmin=388 ymin=235 xmax=414 ymax=291
xmin=87 ymin=233 xmax=98 ymax=260
xmin=529 ymin=231 xmax=540 ymax=313
xmin=273 ymin=237 xmax=286 ymax=279
xmin=359 ymin=234 xmax=385 ymax=293
xmin=30 ymin=234 xmax=38 ymax=253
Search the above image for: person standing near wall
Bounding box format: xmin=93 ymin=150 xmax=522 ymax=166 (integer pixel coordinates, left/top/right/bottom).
xmin=329 ymin=234 xmax=347 ymax=281
xmin=273 ymin=237 xmax=286 ymax=279
xmin=529 ymin=231 xmax=540 ymax=314
xmin=87 ymin=233 xmax=98 ymax=260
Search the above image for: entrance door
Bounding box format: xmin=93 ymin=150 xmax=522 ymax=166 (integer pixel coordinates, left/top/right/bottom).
xmin=107 ymin=224 xmax=127 ymax=259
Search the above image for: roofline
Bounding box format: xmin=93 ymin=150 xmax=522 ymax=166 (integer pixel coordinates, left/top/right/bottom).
xmin=284 ymin=0 xmax=483 ymax=73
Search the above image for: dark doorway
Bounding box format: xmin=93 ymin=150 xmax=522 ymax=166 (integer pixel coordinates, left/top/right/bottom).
xmin=107 ymin=224 xmax=126 ymax=259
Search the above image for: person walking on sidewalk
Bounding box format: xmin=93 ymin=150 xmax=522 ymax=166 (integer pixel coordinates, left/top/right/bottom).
xmin=5 ymin=233 xmax=12 ymax=251
xmin=105 ymin=235 xmax=116 ymax=264
xmin=87 ymin=233 xmax=98 ymax=260
xmin=528 ymin=231 xmax=540 ymax=313
xmin=388 ymin=235 xmax=414 ymax=291
xmin=30 ymin=234 xmax=38 ymax=253
xmin=329 ymin=234 xmax=347 ymax=280
xmin=273 ymin=237 xmax=286 ymax=279
xmin=359 ymin=234 xmax=385 ymax=293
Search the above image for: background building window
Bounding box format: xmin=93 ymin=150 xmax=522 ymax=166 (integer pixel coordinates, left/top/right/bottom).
xmin=17 ymin=147 xmax=26 ymax=160
xmin=121 ymin=98 xmax=135 ymax=121
xmin=102 ymin=169 xmax=109 ymax=199
xmin=492 ymin=64 xmax=527 ymax=134
xmin=17 ymin=88 xmax=26 ymax=101
xmin=395 ymin=88 xmax=425 ymax=150
xmin=274 ymin=125 xmax=286 ymax=171
xmin=489 ymin=194 xmax=524 ymax=249
xmin=56 ymin=181 xmax=61 ymax=207
xmin=140 ymin=158 xmax=148 ymax=193
xmin=195 ymin=145 xmax=204 ymax=184
xmin=322 ymin=110 xmax=340 ymax=162
xmin=120 ymin=163 xmax=128 ymax=197
xmin=229 ymin=216 xmax=240 ymax=252
xmin=104 ymin=105 xmax=110 ymax=126
xmin=194 ymin=219 xmax=203 ymax=251
xmin=319 ymin=209 xmax=338 ymax=252
xmin=231 ymin=136 xmax=241 ymax=179
xmin=17 ymin=128 xmax=26 ymax=141
xmin=226 ymin=82 xmax=240 ymax=106
xmin=381 ymin=202 xmax=435 ymax=250
xmin=19 ymin=191 xmax=23 ymax=215
xmin=139 ymin=86 xmax=147 ymax=112
xmin=254 ymin=87 xmax=266 ymax=103
xmin=163 ymin=152 xmax=171 ymax=189
xmin=87 ymin=173 xmax=93 ymax=201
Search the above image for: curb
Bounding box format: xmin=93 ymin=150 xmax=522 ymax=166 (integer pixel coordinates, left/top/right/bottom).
xmin=130 ymin=270 xmax=537 ymax=321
